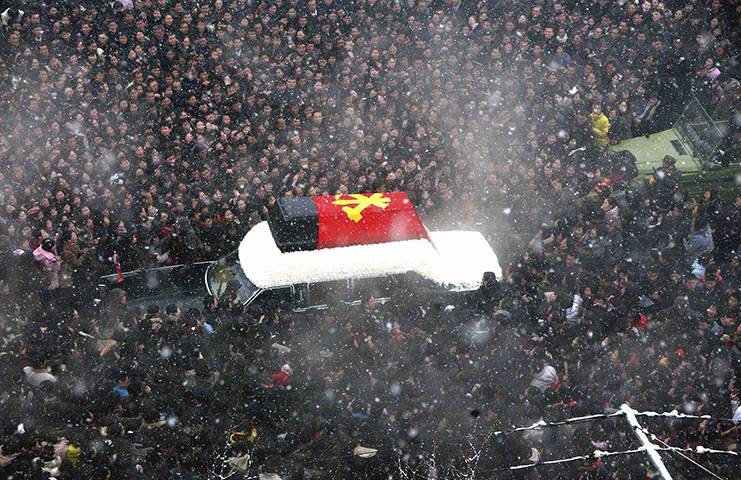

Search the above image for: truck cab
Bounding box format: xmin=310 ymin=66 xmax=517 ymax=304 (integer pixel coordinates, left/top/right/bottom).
xmin=610 ymin=96 xmax=740 ymax=200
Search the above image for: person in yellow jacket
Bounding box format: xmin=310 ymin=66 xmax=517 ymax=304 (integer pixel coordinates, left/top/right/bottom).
xmin=590 ymin=103 xmax=610 ymax=150
xmin=66 ymin=443 xmax=81 ymax=468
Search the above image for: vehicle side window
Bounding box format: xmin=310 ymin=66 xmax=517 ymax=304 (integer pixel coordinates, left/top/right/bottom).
xmin=308 ymin=280 xmax=350 ymax=307
xmin=354 ymin=276 xmax=397 ymax=300
xmin=258 ymin=287 xmax=292 ymax=309
xmin=402 ymin=272 xmax=427 ymax=289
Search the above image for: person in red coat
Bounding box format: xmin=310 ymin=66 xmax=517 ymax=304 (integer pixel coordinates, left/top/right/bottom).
xmin=271 ymin=364 xmax=292 ymax=388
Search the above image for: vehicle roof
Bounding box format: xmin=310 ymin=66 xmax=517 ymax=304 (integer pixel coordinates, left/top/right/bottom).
xmin=239 ymin=221 xmax=501 ymax=291
xmin=610 ymin=128 xmax=703 ymax=176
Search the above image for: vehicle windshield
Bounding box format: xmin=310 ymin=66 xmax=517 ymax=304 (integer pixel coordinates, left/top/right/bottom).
xmin=676 ymin=98 xmax=728 ymax=162
xmin=206 ymin=250 xmax=260 ymax=304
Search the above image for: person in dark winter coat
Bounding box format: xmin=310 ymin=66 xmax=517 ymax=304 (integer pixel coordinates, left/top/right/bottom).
xmin=685 ymin=218 xmax=713 ymax=264
xmin=472 ymin=271 xmax=501 ymax=314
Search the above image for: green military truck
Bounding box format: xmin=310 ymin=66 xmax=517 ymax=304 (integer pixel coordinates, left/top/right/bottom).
xmin=610 ymin=97 xmax=740 ymax=200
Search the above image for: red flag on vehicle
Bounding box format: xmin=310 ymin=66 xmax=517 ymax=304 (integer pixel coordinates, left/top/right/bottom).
xmin=268 ymin=192 xmax=433 ymax=252
xmin=313 ymin=192 xmax=432 ymax=249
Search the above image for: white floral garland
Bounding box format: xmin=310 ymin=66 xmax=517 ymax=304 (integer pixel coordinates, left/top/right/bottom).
xmin=239 ymin=221 xmax=501 ymax=290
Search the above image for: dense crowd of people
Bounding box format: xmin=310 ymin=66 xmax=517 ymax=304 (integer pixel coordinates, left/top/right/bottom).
xmin=1 ymin=0 xmax=741 ymax=478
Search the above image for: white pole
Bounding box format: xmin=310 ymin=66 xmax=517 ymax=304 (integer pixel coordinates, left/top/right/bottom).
xmin=621 ymin=404 xmax=674 ymax=480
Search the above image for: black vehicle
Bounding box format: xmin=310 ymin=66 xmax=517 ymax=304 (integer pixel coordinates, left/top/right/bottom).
xmin=204 ymin=219 xmax=501 ymax=314
xmin=97 ymin=262 xmax=211 ymax=313
xmin=204 ymin=251 xmax=475 ymax=313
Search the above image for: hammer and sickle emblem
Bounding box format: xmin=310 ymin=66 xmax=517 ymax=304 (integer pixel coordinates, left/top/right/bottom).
xmin=332 ymin=193 xmax=391 ymax=223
